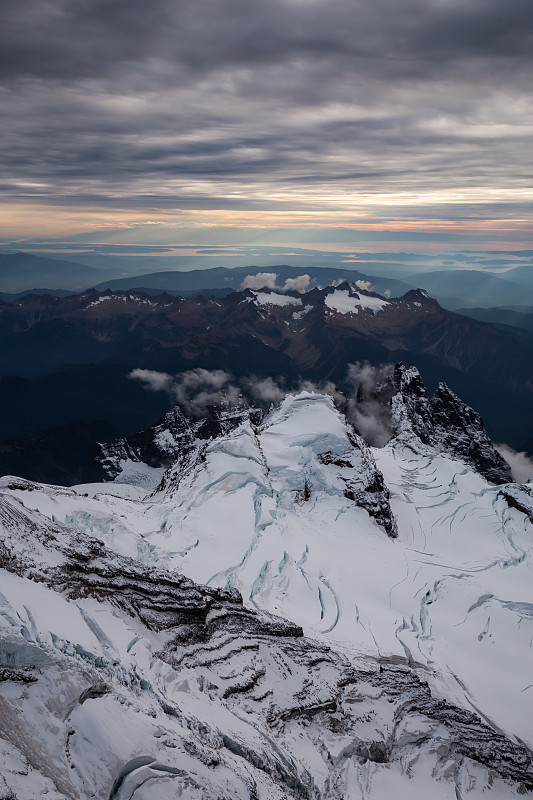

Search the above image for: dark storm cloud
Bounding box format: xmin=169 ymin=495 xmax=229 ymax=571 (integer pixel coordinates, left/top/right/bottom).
xmin=1 ymin=0 xmax=532 ymax=221
xmin=2 ymin=0 xmax=532 ymax=82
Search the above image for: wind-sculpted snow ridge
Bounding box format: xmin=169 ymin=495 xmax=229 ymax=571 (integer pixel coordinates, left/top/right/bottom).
xmin=379 ymin=363 xmax=512 ymax=484
xmin=156 ymin=391 xmax=396 ymax=535
xmin=89 ymin=394 xmax=263 ymax=488
xmin=1 ymin=491 xmax=533 ymax=799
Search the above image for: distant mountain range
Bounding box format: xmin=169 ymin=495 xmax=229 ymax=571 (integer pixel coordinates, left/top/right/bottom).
xmin=1 ymin=282 xmax=533 ymax=484
xmin=405 ymin=269 xmax=529 ymax=309
xmin=0 ymin=252 xmax=412 ymax=296
xmin=0 ymin=251 xmax=104 ymax=292
xmin=0 ymin=287 xmax=75 ymax=301
xmin=457 ymin=305 xmax=533 ymax=334
xmin=1 ymin=284 xmax=532 ymax=392
xmin=96 ymin=264 xmax=533 ymax=309
xmin=502 ymin=264 xmax=533 ymax=291
xmin=2 ymin=251 xmax=532 ymax=310
xmin=94 ymin=264 xmax=412 ymax=298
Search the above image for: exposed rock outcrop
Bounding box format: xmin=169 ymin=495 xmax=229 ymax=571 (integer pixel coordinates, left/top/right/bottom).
xmin=87 ymin=395 xmax=263 ymax=483
xmin=386 ymin=363 xmax=512 ymax=484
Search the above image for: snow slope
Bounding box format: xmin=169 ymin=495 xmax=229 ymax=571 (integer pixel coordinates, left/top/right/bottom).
xmin=1 ymin=477 xmax=533 ymax=799
xmin=1 ymin=368 xmax=533 ymax=797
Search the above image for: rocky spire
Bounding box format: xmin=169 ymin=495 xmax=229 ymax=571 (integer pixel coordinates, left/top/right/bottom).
xmin=389 ymin=363 xmax=512 ymax=484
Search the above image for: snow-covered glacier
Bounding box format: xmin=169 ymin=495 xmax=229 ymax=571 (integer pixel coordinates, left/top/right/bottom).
xmin=1 ymin=364 xmax=533 ymax=798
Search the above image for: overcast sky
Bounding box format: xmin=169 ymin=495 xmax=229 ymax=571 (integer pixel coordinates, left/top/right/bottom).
xmin=1 ymin=0 xmax=532 ymax=251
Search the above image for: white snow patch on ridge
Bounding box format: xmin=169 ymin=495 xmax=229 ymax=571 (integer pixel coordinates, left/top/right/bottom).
xmin=292 ymin=304 xmax=312 ymax=320
xmin=85 ymin=295 xmax=113 ymax=308
xmin=325 ymin=288 xmax=390 ymax=315
xmin=85 ymin=294 xmax=157 ymax=309
xmin=252 ymin=291 xmax=302 ymax=307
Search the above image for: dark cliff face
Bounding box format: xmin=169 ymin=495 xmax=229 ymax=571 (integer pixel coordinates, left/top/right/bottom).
xmin=386 ymin=363 xmax=512 ymax=484
xmin=429 ymin=382 xmax=512 ymax=484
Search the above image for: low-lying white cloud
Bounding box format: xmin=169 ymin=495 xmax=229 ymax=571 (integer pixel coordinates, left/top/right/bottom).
xmin=127 ymin=364 xmax=531 ymax=463
xmin=129 ymin=362 xmax=399 ymax=447
xmin=242 ymin=376 xmax=287 ymax=405
xmin=283 ymin=274 xmax=310 ymax=293
xmin=128 ymin=368 xmax=173 ymax=393
xmin=345 ymin=361 xmax=394 ymax=391
xmin=241 ymin=272 xmax=279 ymax=290
xmin=495 ymin=444 xmax=533 ymax=483
xmin=174 ymin=368 xmax=231 ymax=393
xmin=169 ymin=368 xmax=235 ymax=416
xmin=345 ymin=361 xmax=395 ymax=447
xmin=129 ymin=367 xmax=236 ymax=417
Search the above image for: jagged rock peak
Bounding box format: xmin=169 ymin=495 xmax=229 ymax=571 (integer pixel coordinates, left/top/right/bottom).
xmin=196 ymin=392 xmax=263 ymax=439
xmin=392 ymin=362 xmax=428 ymax=396
xmin=388 ymin=363 xmax=512 ymax=484
xmin=402 ymin=287 xmax=440 ymax=305
xmin=87 ymin=393 xmax=263 ymax=486
xmin=87 ymin=404 xmax=196 ymax=484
